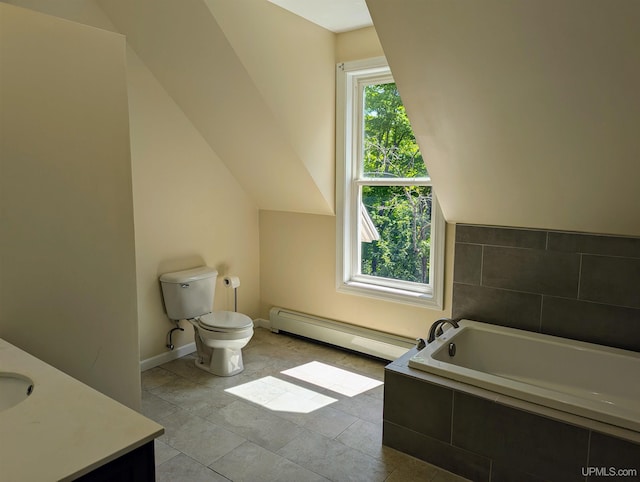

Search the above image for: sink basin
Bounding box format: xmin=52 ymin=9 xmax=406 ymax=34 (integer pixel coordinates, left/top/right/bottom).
xmin=0 ymin=373 xmax=34 ymax=412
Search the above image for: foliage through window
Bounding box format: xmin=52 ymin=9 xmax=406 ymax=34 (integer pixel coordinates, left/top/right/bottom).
xmin=336 ymin=58 xmax=444 ymax=308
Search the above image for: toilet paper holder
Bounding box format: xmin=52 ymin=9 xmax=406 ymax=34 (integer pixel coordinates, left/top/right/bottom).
xmin=223 ymin=276 xmax=240 ymax=312
xmin=223 ymin=276 xmax=240 ymax=289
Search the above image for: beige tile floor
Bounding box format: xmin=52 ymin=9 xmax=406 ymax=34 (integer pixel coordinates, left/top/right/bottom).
xmin=141 ymin=327 xmax=470 ymax=482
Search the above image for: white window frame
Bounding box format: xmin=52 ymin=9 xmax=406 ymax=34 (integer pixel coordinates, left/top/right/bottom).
xmin=336 ymin=57 xmax=445 ymax=309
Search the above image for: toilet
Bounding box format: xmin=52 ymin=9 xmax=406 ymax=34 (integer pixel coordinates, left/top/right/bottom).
xmin=159 ymin=266 xmax=253 ymax=376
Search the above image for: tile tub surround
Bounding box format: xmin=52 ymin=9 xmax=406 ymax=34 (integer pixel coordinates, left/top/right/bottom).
xmin=383 ymin=349 xmax=640 ymax=482
xmin=453 ymin=224 xmax=640 ymax=352
xmin=142 ymin=327 xmax=471 ymax=482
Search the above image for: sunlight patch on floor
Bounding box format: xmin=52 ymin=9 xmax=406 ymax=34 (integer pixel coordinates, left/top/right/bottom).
xmin=281 ymin=361 xmax=383 ymax=397
xmin=225 ymin=376 xmax=337 ymax=413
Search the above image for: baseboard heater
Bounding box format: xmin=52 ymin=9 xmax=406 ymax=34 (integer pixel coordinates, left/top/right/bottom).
xmin=269 ymin=307 xmax=416 ymax=361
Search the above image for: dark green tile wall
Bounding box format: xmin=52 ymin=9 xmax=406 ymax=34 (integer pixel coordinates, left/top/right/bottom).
xmin=453 ymin=392 xmax=589 ymax=481
xmin=452 ymin=224 xmax=640 ymax=352
xmin=383 ymin=363 xmax=640 ymax=482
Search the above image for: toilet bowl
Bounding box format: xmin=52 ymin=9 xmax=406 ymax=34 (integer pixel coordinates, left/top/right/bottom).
xmin=190 ymin=311 xmax=254 ymax=376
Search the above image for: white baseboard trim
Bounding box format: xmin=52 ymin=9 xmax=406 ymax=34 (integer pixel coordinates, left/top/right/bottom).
xmin=140 ymin=342 xmax=196 ymax=372
xmin=253 ymin=318 xmax=271 ymax=330
xmin=140 ymin=318 xmax=269 ymax=372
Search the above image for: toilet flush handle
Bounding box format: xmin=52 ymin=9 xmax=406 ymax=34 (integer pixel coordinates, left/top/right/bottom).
xmin=180 ymin=283 xmax=190 ymax=288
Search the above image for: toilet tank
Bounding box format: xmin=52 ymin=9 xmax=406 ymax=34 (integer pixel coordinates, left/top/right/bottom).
xmin=159 ymin=266 xmax=218 ymax=320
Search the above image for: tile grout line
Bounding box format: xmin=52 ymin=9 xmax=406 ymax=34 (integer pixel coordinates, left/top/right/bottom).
xmin=149 ymin=328 xmax=458 ymax=482
xmin=577 ymin=253 xmax=583 ymax=300
xmin=479 ymin=245 xmax=484 ymax=286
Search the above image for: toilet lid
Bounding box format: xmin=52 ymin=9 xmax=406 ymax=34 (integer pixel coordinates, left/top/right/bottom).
xmin=198 ymin=312 xmax=253 ymax=331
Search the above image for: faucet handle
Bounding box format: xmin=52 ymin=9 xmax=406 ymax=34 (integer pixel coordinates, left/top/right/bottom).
xmin=416 ymin=338 xmax=427 ymax=350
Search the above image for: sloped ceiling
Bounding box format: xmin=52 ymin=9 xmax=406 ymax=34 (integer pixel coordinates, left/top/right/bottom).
xmin=367 ymin=0 xmax=640 ymax=236
xmin=203 ymin=0 xmax=336 ymax=214
xmin=97 ymin=0 xmax=334 ymax=215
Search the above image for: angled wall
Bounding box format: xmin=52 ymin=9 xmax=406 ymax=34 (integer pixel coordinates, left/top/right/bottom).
xmin=126 ymin=46 xmax=261 ymax=361
xmin=259 ymin=30 xmax=456 ymax=340
xmin=368 ymin=0 xmax=640 ymax=236
xmin=0 ymin=3 xmax=140 ymax=409
xmin=98 ymin=0 xmax=333 ymax=215
xmin=1 ymin=0 xmax=261 ymax=364
xmin=205 ymin=0 xmax=336 ymax=213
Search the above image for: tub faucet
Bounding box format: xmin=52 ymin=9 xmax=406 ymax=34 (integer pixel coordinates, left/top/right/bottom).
xmin=427 ymin=317 xmax=460 ymax=344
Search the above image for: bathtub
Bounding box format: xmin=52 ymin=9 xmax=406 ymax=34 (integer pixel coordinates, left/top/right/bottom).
xmin=408 ymin=320 xmax=640 ymax=433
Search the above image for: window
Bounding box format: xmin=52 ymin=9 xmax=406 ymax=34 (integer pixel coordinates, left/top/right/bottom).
xmin=336 ymin=57 xmax=444 ymax=309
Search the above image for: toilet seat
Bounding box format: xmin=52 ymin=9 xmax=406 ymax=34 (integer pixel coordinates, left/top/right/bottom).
xmin=197 ymin=312 xmax=253 ymax=333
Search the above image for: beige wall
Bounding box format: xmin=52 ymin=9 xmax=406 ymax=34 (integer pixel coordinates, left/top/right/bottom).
xmin=0 ymin=4 xmax=140 ymax=409
xmin=368 ymin=0 xmax=640 ymax=237
xmin=206 ymin=0 xmax=336 ymax=214
xmin=2 ymin=0 xmax=455 ymax=378
xmin=259 ymin=212 xmax=454 ymax=339
xmin=1 ymin=0 xmax=260 ymax=364
xmin=259 ymin=28 xmax=454 ymax=340
xmin=126 ymin=46 xmax=260 ymax=360
xmin=336 ymin=26 xmax=384 ymax=62
xmin=99 ymin=0 xmax=333 ymax=215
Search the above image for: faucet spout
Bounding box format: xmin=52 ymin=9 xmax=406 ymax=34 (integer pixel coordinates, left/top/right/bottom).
xmin=427 ymin=317 xmax=460 ymax=344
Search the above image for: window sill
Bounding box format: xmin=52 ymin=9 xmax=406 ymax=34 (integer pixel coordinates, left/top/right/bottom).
xmin=338 ymin=280 xmax=443 ymax=310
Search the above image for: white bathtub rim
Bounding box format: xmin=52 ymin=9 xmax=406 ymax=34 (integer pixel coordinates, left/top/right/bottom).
xmin=433 ymin=320 xmax=640 ymax=360
xmin=409 ymin=319 xmax=640 ymax=434
xmin=411 ymin=357 xmax=640 ymax=433
xmin=398 ymin=359 xmax=640 ymax=445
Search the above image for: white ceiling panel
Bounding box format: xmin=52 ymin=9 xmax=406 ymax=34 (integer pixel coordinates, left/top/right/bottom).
xmin=267 ymin=0 xmax=372 ymax=33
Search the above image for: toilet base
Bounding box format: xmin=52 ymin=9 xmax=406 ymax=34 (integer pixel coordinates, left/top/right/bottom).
xmin=194 ymin=347 xmax=245 ymax=377
xmin=192 ymin=323 xmax=251 ymax=377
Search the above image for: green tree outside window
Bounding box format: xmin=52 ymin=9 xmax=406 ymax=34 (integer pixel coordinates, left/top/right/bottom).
xmin=360 ymin=83 xmax=432 ymax=284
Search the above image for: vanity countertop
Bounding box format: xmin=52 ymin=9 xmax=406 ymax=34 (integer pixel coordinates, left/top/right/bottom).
xmin=0 ymin=338 xmax=164 ymax=481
